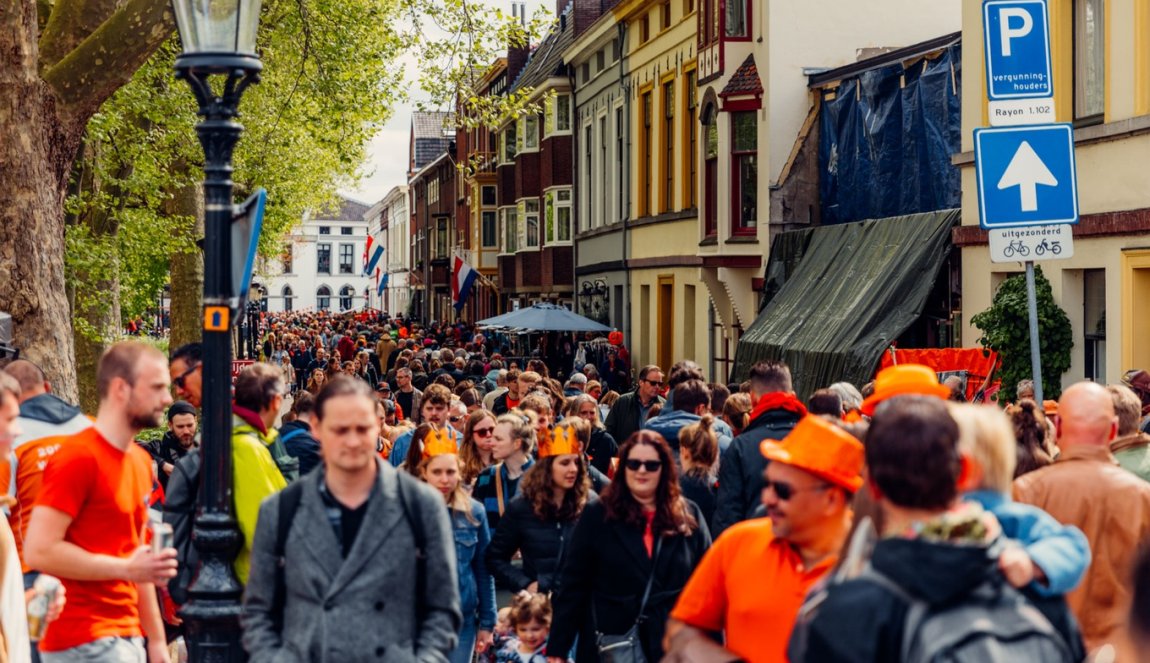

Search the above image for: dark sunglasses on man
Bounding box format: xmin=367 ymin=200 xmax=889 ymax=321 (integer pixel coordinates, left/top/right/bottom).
xmin=173 ymin=363 xmax=200 ymax=390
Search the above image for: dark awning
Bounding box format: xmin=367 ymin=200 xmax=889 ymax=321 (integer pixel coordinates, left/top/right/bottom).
xmin=732 ymin=209 xmax=959 ymax=398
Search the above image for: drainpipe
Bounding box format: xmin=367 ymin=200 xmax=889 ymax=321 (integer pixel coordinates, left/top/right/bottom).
xmin=618 ymin=21 xmax=632 ymax=348
xmin=568 ymin=62 xmax=580 ymax=316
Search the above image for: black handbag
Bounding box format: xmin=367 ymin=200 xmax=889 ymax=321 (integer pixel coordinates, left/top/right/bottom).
xmin=595 ymin=537 xmax=663 ymax=663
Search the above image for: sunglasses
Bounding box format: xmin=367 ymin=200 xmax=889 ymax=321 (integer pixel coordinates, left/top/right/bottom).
xmin=173 ymin=363 xmax=200 ymax=390
xmin=449 ymin=415 xmax=466 ymax=424
xmin=472 ymin=426 xmax=495 ymax=437
xmin=763 ymin=480 xmax=830 ymax=501
xmin=624 ymin=459 xmax=663 ymax=472
xmin=644 ymin=379 xmax=664 ymax=387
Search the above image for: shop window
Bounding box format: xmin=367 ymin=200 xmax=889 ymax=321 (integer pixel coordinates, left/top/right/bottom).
xmin=731 ymin=111 xmax=757 ymax=234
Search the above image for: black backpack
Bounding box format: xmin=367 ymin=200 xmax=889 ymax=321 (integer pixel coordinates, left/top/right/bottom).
xmin=162 ymin=450 xmax=202 ymax=606
xmin=860 ymin=566 xmax=1075 ymax=663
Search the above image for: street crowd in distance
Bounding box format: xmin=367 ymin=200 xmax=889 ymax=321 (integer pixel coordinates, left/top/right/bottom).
xmin=2 ymin=308 xmax=1150 ymax=662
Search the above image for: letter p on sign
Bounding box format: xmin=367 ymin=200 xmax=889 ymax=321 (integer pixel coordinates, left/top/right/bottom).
xmin=1000 ymin=7 xmax=1033 ymax=56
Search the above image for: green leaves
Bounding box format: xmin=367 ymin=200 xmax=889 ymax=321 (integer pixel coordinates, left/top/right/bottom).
xmin=970 ymin=265 xmax=1073 ymax=401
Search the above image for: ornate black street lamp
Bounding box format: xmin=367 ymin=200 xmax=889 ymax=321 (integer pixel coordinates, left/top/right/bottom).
xmin=171 ymin=0 xmax=263 ymax=659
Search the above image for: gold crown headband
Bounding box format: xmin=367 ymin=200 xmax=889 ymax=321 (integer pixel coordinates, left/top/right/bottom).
xmin=538 ymin=425 xmax=581 ymax=458
xmin=421 ymin=426 xmax=459 ymax=460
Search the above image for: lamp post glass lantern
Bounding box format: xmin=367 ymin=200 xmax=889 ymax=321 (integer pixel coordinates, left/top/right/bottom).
xmin=172 ymin=0 xmax=263 ymax=660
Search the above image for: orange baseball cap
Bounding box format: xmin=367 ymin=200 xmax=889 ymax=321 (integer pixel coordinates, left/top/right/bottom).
xmin=860 ymin=364 xmax=951 ymax=416
xmin=760 ymin=415 xmax=865 ymax=492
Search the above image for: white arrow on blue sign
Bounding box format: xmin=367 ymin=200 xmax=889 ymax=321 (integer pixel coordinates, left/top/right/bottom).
xmin=974 ymin=124 xmax=1078 ymax=229
xmin=983 ymin=0 xmax=1053 ymax=101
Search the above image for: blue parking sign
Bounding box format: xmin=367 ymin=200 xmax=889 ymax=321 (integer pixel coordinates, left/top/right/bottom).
xmin=975 ymin=124 xmax=1078 ymax=228
xmin=983 ymin=0 xmax=1053 ymax=100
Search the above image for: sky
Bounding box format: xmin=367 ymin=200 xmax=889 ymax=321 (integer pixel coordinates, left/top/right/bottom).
xmin=344 ymin=0 xmax=550 ymax=206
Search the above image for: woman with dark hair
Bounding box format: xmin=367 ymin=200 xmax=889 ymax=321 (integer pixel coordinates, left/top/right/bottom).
xmin=1009 ymin=398 xmax=1054 ymax=478
xmin=459 ymin=409 xmax=498 ymax=487
xmin=547 ymin=431 xmax=711 ymax=663
xmin=485 ymin=420 xmax=595 ymax=597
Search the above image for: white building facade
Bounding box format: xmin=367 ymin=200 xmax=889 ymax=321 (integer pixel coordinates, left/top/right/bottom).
xmin=261 ymin=197 xmax=373 ymax=313
xmin=365 ymin=185 xmax=411 ymax=316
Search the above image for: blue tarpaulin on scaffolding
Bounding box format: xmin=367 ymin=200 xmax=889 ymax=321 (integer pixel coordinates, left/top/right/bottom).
xmin=819 ymin=44 xmax=962 ymax=225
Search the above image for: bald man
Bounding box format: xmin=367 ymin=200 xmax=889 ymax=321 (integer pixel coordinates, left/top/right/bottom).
xmin=1015 ymin=382 xmax=1150 ymax=657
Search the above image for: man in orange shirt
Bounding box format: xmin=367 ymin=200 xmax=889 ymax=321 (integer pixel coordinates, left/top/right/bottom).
xmin=665 ymin=414 xmax=863 ymax=663
xmin=25 ymin=342 xmax=178 ymax=662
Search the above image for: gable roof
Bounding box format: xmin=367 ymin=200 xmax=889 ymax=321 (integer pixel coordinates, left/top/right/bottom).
xmin=511 ymin=10 xmax=576 ymax=93
xmin=411 ymin=112 xmax=454 ymax=172
xmin=315 ymin=197 xmax=371 ymax=222
xmin=721 ymin=55 xmax=763 ymax=97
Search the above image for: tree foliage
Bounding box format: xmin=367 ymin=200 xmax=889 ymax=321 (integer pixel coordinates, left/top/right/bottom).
xmin=970 ymin=265 xmax=1074 ymax=401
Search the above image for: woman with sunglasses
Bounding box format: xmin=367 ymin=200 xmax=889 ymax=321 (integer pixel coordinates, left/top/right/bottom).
xmin=546 ymin=431 xmax=710 ymax=663
xmin=485 ymin=419 xmax=595 ymax=604
xmin=460 ymin=410 xmax=498 ymax=487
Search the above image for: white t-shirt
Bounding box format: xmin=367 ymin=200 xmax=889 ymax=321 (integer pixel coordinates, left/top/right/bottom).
xmin=1 ymin=518 xmax=30 ymax=662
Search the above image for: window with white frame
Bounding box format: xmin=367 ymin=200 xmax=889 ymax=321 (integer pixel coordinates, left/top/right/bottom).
xmin=524 ymin=200 xmax=540 ymax=248
xmin=429 ymin=178 xmax=440 ymax=204
xmin=546 ymin=189 xmax=572 ymax=243
xmin=502 ymin=208 xmax=518 ymax=253
xmin=555 ymin=95 xmax=571 ymax=132
xmin=503 ymin=125 xmax=517 ymax=162
xmin=482 ymin=211 xmax=498 ymax=248
xmin=523 ymin=114 xmax=539 ymax=151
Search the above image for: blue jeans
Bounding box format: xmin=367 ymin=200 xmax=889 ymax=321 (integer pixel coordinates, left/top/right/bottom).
xmin=40 ymin=637 xmax=145 ymax=663
xmin=449 ymin=618 xmax=477 ymax=663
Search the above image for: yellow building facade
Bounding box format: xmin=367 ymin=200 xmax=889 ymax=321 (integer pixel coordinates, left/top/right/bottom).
xmin=615 ymin=0 xmax=710 ymax=371
xmin=956 ymin=0 xmax=1150 ymax=385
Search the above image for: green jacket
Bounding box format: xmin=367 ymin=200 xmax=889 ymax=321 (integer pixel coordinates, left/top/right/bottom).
xmin=232 ymin=415 xmax=289 ymax=584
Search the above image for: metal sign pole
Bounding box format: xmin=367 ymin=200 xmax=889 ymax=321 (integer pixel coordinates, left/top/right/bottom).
xmin=1025 ymin=260 xmax=1044 ymax=403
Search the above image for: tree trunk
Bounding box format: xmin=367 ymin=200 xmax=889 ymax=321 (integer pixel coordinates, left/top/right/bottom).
xmin=168 ymin=169 xmax=204 ymax=352
xmin=0 ymin=1 xmax=85 ymax=402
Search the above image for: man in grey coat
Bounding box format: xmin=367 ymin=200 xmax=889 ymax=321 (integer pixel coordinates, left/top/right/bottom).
xmin=243 ymin=376 xmax=461 ymax=662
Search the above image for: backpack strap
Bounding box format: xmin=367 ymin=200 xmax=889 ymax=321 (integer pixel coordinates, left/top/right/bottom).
xmin=395 ymin=473 xmax=427 ymax=626
xmin=857 ymin=565 xmax=926 ymax=662
xmin=277 ymin=428 xmax=308 ymax=446
xmin=271 ymin=481 xmax=305 ymax=630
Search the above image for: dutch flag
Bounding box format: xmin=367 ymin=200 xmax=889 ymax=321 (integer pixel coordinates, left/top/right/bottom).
xmin=364 ymin=236 xmax=384 ymax=275
xmin=452 ymin=255 xmax=478 ymax=313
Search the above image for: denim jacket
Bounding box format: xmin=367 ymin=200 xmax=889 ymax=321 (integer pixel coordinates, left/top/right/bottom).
xmin=454 ymin=499 xmax=498 ymax=631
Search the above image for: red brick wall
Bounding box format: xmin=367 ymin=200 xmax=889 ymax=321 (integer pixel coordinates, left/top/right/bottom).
xmin=540 ymin=135 xmax=573 ymax=190
xmin=516 ymin=152 xmax=541 ymax=199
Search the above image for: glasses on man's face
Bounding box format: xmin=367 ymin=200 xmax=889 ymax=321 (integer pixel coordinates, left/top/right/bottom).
xmin=173 ymin=363 xmax=199 ymax=390
xmin=763 ymin=480 xmax=830 ymax=502
xmin=449 ymin=415 xmax=466 ymax=424
xmin=472 ymin=426 xmax=495 ymax=437
xmin=644 ymin=379 xmax=664 ymax=387
xmin=624 ymin=459 xmax=662 ymax=472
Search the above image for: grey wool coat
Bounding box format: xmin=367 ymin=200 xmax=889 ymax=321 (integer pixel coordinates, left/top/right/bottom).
xmin=242 ymin=460 xmax=462 ymax=662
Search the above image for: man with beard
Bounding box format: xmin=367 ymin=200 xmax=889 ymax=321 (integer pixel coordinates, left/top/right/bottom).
xmin=25 ymin=342 xmax=178 ymax=663
xmin=143 ymin=401 xmax=198 ymax=491
xmin=666 ymin=415 xmax=863 ymax=662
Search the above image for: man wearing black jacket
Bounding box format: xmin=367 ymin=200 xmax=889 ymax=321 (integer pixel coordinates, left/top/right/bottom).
xmin=712 ymin=361 xmax=805 ymax=536
xmin=278 ymin=392 xmax=322 ymax=476
xmin=144 ymin=401 xmax=198 ymax=490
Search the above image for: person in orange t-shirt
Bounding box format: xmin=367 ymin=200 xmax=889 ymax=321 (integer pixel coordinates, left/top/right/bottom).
xmin=25 ymin=342 xmax=178 ymax=662
xmin=665 ymin=415 xmax=864 ymax=663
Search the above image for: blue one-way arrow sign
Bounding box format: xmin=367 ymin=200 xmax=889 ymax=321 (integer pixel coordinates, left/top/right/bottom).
xmin=975 ymin=124 xmax=1078 ymax=229
xmin=983 ymin=0 xmax=1053 ymax=100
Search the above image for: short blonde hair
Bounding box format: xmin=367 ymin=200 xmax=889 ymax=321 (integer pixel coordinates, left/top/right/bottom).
xmin=949 ymin=402 xmax=1017 ymax=493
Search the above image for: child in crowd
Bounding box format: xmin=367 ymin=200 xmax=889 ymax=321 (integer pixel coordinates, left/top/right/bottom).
xmin=494 ymin=593 xmax=565 ymax=663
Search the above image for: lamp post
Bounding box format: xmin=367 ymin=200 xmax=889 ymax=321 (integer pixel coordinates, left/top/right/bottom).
xmin=171 ymin=0 xmax=263 ymax=659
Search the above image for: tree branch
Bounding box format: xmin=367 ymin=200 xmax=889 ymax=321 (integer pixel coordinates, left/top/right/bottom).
xmin=39 ymin=0 xmax=123 ymax=68
xmin=42 ymin=0 xmax=174 ymax=121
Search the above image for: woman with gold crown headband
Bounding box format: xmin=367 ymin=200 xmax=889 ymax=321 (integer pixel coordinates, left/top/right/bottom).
xmin=484 ymin=419 xmax=598 ymax=660
xmin=408 ymin=423 xmax=498 ymax=663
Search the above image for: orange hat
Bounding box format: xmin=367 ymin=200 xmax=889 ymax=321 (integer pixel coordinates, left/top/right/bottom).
xmin=860 ymin=364 xmax=950 ymax=416
xmin=1042 ymin=399 xmax=1059 ymax=416
xmin=538 ymin=425 xmax=582 ymax=458
xmin=760 ymin=416 xmax=865 ymax=492
xmin=421 ymin=427 xmax=459 ymax=460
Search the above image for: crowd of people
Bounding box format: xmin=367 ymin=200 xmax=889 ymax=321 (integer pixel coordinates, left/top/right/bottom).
xmin=1 ymin=307 xmax=1150 ymax=662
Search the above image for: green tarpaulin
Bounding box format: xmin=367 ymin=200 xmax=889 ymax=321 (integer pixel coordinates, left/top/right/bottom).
xmin=732 ymin=209 xmax=959 ymax=398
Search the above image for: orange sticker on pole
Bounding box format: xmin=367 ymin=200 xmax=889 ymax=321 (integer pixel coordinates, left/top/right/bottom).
xmin=203 ymin=306 xmax=229 ymax=331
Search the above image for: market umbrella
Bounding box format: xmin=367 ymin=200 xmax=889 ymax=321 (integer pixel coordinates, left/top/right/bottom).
xmin=476 ymin=303 xmax=612 ymax=332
